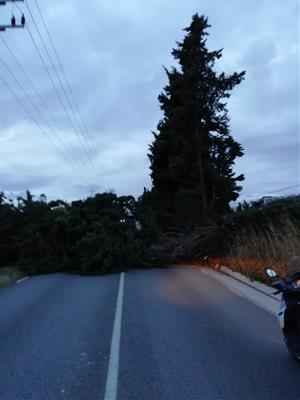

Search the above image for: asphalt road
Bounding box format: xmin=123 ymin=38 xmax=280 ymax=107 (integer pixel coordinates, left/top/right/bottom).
xmin=1 ymin=267 xmax=300 ymax=400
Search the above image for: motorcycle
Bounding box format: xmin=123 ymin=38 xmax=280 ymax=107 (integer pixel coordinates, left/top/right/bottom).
xmin=266 ymin=268 xmax=300 ymax=361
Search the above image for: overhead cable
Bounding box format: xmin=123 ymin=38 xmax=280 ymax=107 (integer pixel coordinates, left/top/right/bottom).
xmin=0 ymin=71 xmax=95 ymax=187
xmin=24 ymin=1 xmax=101 ymax=181
xmin=0 ymin=34 xmax=97 ymax=184
xmin=33 ymin=0 xmax=104 ymax=176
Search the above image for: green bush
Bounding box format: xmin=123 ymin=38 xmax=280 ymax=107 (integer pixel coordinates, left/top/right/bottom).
xmin=0 ymin=191 xmax=154 ymax=276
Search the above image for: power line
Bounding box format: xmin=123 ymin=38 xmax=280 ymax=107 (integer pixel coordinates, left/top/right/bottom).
xmin=240 ymin=184 xmax=300 ymax=201
xmin=32 ymin=0 xmax=105 ymax=176
xmin=23 ymin=22 xmax=99 ymax=185
xmin=13 ymin=0 xmax=99 ymax=183
xmin=23 ymin=1 xmax=101 ymax=182
xmin=0 ymin=63 xmax=93 ymax=186
xmin=0 ymin=1 xmax=100 ymax=193
xmin=266 ymin=184 xmax=300 ymax=195
xmin=0 ymin=34 xmax=98 ymax=185
xmin=0 ymin=73 xmax=93 ymax=186
xmin=25 ymin=24 xmax=98 ymax=181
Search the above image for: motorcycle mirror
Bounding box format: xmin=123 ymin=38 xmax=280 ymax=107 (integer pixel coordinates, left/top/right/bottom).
xmin=266 ymin=268 xmax=278 ymax=278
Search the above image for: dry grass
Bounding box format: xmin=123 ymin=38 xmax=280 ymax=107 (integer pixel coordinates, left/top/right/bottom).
xmin=220 ymin=215 xmax=300 ymax=281
xmin=0 ymin=267 xmax=22 ymax=289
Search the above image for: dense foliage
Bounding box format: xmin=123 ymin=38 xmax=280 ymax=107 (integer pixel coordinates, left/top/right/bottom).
xmin=148 ymin=14 xmax=245 ymax=231
xmin=0 ymin=191 xmax=153 ymax=275
xmin=224 ymin=196 xmax=300 ymax=234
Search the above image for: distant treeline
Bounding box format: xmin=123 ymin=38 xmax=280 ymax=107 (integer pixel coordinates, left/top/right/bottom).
xmin=1 ymin=191 xmax=299 ymax=277
xmin=0 ymin=191 xmax=157 ymax=275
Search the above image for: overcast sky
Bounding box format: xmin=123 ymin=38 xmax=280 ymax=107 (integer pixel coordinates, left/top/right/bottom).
xmin=0 ymin=0 xmax=299 ymax=202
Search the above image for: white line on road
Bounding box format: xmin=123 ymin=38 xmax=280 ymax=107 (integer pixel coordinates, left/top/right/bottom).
xmin=16 ymin=276 xmax=28 ymax=284
xmin=104 ymin=272 xmax=125 ymax=400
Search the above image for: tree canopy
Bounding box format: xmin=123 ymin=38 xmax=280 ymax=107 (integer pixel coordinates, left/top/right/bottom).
xmin=0 ymin=191 xmax=151 ymax=275
xmin=148 ymin=14 xmax=246 ymax=231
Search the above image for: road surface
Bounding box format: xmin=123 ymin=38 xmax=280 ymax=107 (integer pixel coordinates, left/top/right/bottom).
xmin=0 ymin=267 xmax=300 ymax=400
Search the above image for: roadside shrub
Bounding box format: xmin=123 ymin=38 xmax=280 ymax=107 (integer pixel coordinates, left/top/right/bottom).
xmin=0 ymin=191 xmax=153 ymax=276
xmin=220 ymin=197 xmax=300 ymax=280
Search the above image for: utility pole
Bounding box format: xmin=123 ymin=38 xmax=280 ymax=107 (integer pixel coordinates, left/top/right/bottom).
xmin=0 ymin=0 xmax=25 ymax=32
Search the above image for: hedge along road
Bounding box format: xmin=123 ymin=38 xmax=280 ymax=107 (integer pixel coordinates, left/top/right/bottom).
xmin=0 ymin=267 xmax=300 ymax=400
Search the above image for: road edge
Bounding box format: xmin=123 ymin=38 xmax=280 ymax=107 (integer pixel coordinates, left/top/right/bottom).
xmin=216 ymin=265 xmax=280 ymax=302
xmin=174 ymin=263 xmax=280 ymax=303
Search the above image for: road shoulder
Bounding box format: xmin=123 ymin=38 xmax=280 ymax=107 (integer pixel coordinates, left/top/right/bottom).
xmin=199 ymin=267 xmax=280 ymax=316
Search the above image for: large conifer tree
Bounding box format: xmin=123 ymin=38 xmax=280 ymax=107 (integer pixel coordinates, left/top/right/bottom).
xmin=148 ymin=14 xmax=245 ymax=230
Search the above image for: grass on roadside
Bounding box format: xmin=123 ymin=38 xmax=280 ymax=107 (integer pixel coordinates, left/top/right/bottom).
xmin=221 ymin=215 xmax=300 ymax=282
xmin=0 ymin=266 xmax=23 ymax=289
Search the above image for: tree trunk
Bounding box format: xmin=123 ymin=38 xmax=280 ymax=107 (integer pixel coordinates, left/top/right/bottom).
xmin=195 ymin=93 xmax=209 ymax=222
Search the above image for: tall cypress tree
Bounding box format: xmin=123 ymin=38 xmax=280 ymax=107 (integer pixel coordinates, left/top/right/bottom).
xmin=148 ymin=14 xmax=245 ymax=231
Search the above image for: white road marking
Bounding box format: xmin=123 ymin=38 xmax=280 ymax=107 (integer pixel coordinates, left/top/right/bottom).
xmin=104 ymin=272 xmax=125 ymax=400
xmin=16 ymin=276 xmax=28 ymax=284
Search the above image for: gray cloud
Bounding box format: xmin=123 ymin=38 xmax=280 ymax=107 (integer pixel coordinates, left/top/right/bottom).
xmin=0 ymin=0 xmax=298 ymax=201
